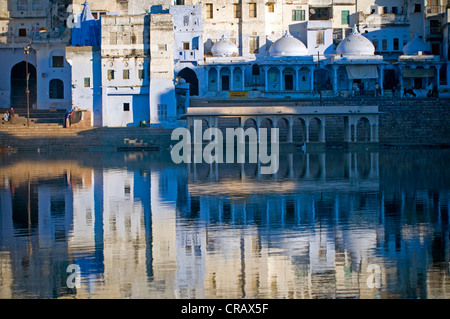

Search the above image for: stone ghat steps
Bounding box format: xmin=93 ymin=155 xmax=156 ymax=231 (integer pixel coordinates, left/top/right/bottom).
xmin=0 ymin=126 xmax=174 ymax=150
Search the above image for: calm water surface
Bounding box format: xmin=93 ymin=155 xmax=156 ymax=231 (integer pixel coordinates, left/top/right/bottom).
xmin=0 ymin=149 xmax=449 ymax=299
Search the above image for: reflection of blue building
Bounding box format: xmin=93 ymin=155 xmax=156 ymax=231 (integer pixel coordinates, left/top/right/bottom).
xmin=0 ymin=151 xmax=449 ymax=298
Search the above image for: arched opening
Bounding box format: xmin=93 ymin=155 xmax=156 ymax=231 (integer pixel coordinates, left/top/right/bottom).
xmin=356 ymin=117 xmax=371 ymax=142
xmin=298 ymin=67 xmax=310 ymax=90
xmin=10 ymin=61 xmax=37 ymax=109
xmin=308 ymin=117 xmax=322 ymax=142
xmin=267 ymin=67 xmax=281 ymax=90
xmin=220 ymin=67 xmax=231 ymax=91
xmin=276 ymin=117 xmax=289 ymax=142
xmin=252 ymin=64 xmax=260 ymax=85
xmin=49 ymin=79 xmax=64 ymax=99
xmin=259 ymin=118 xmax=273 ymax=142
xmin=283 ymin=67 xmax=296 ymax=91
xmin=208 ymin=68 xmax=218 ymax=91
xmin=178 ymin=67 xmax=199 ymax=96
xmin=293 ymin=117 xmax=306 ymax=143
xmin=314 ymin=68 xmax=331 ymax=91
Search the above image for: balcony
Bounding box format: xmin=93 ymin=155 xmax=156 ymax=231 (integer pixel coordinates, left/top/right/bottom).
xmin=425 ymin=5 xmax=445 ymax=17
xmin=176 ymin=50 xmax=200 ymax=62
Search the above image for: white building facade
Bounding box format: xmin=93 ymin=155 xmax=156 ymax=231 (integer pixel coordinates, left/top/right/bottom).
xmin=2 ymin=0 xmax=448 ymax=126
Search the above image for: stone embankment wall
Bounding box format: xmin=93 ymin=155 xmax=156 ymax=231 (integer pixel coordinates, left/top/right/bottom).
xmin=378 ymin=99 xmax=450 ymax=145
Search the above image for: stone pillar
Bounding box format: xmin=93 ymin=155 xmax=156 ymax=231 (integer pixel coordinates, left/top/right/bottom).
xmin=378 ymin=64 xmax=384 ymax=95
xmin=436 ymin=65 xmax=441 ymax=89
xmin=242 ymin=67 xmax=245 ymax=91
xmin=264 ymin=67 xmax=269 ymax=91
xmin=305 ymin=118 xmax=310 ymax=142
xmin=309 ymin=66 xmax=315 ymax=91
xmin=287 ymin=117 xmax=293 ymax=142
xmin=344 ymin=116 xmax=351 ymax=142
xmin=279 ymin=66 xmax=283 ymax=91
xmin=230 ymin=66 xmax=235 ymax=91
xmin=216 ymin=66 xmax=221 ymax=92
xmin=319 ymin=116 xmax=326 ymax=142
xmin=332 ymin=65 xmax=338 ymax=95
xmin=295 ymin=66 xmax=300 ymax=91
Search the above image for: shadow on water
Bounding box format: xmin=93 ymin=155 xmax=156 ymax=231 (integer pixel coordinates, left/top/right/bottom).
xmin=0 ymin=149 xmax=449 ymax=298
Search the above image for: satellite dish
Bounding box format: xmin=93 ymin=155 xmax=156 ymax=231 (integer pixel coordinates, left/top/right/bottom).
xmin=310 ymin=8 xmax=316 ymax=14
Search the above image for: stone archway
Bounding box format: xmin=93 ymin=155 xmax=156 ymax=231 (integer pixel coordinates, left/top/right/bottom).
xmin=178 ymin=67 xmax=199 ymax=96
xmin=11 ymin=61 xmax=37 ymax=109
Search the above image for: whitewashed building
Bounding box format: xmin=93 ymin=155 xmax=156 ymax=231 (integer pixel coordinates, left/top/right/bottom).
xmin=2 ymin=0 xmax=445 ymax=127
xmin=0 ymin=0 xmax=72 ymax=110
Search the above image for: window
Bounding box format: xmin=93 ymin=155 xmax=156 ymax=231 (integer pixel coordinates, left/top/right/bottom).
xmin=49 ymin=79 xmax=64 ymax=99
xmin=341 ymin=10 xmax=349 ymax=25
xmin=393 ymin=38 xmax=399 ymax=51
xmin=19 ymin=28 xmax=27 ymax=37
xmin=17 ymin=0 xmax=27 ymax=11
xmin=249 ymin=36 xmax=259 ymax=54
xmin=123 ymin=103 xmax=130 ymax=112
xmin=183 ymin=42 xmax=190 ymax=50
xmin=382 ymin=39 xmax=387 ymax=51
xmin=382 ymin=7 xmax=388 ymax=14
xmin=292 ymin=10 xmax=305 ymax=21
xmin=84 ymin=77 xmax=90 ymax=87
xmin=107 ymin=70 xmax=114 ymax=80
xmin=32 ymin=0 xmax=43 ymax=11
xmin=316 ymin=31 xmax=324 ymax=46
xmin=206 ymin=4 xmax=213 ymax=19
xmin=110 ymin=32 xmax=117 ymax=45
xmin=268 ymin=3 xmax=274 ymax=13
xmin=309 ymin=7 xmax=331 ymax=20
xmin=333 ymin=29 xmax=343 ymax=47
xmin=123 ymin=69 xmax=130 ymax=80
xmin=52 ymin=56 xmax=64 ymax=68
xmin=122 ymin=32 xmax=130 ymax=45
xmin=392 ymin=7 xmax=398 ymax=14
xmin=249 ymin=3 xmax=257 ymax=18
xmin=252 ymin=64 xmax=260 ymax=85
xmin=158 ymin=104 xmax=168 ymax=120
xmin=158 ymin=44 xmax=167 ymax=51
xmin=234 ymin=4 xmax=241 ymax=18
xmin=138 ymin=69 xmax=145 ymax=80
xmin=183 ymin=15 xmax=189 ymax=26
xmin=414 ymin=4 xmax=421 ymax=12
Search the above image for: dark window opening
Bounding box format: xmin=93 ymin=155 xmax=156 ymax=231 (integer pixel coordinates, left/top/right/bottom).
xmin=309 ymin=7 xmax=331 ymax=20
xmin=49 ymin=79 xmax=64 ymax=99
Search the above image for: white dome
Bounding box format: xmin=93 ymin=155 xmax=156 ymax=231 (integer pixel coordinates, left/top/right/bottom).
xmin=211 ymin=36 xmax=239 ymax=57
xmin=336 ymin=25 xmax=375 ymax=56
xmin=269 ymin=31 xmax=308 ymax=57
xmin=403 ymin=34 xmax=430 ymax=55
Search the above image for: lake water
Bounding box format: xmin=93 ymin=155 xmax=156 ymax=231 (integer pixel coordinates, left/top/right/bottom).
xmin=0 ymin=149 xmax=449 ymax=299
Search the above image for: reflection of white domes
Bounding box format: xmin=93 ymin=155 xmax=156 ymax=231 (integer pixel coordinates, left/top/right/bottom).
xmin=403 ymin=34 xmax=430 ymax=55
xmin=269 ymin=31 xmax=308 ymax=57
xmin=211 ymin=36 xmax=239 ymax=57
xmin=336 ymin=25 xmax=375 ymax=56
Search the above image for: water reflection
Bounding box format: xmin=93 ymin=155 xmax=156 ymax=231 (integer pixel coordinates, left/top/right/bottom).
xmin=0 ymin=150 xmax=449 ymax=299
